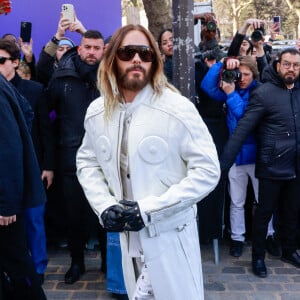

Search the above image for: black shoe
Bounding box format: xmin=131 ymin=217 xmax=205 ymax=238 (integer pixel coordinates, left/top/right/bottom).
xmin=281 ymin=251 xmax=300 ymax=268
xmin=252 ymin=258 xmax=267 ymax=278
xmin=230 ymin=240 xmax=243 ymax=257
xmin=112 ymin=293 xmax=129 ymax=300
xmin=64 ymin=263 xmax=85 ymax=284
xmin=37 ymin=273 xmax=44 ymax=285
xmin=266 ymin=235 xmax=281 ymax=257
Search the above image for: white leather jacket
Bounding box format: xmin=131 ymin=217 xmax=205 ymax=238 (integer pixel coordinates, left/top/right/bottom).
xmin=77 ymin=84 xmax=220 ymax=225
xmin=76 ymin=84 xmax=220 ymax=299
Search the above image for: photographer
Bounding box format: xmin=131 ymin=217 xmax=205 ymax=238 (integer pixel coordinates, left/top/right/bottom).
xmin=201 ymin=56 xmax=278 ymax=257
xmin=227 ymin=19 xmax=269 ymax=77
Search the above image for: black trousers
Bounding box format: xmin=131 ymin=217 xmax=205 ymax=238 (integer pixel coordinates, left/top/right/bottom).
xmin=64 ymin=174 xmax=106 ymax=263
xmin=0 ymin=215 xmax=46 ymax=300
xmin=252 ymin=176 xmax=300 ymax=259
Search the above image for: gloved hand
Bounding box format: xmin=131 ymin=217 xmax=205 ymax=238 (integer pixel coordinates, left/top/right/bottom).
xmin=119 ymin=200 xmax=145 ymax=232
xmin=101 ymin=205 xmax=127 ymax=232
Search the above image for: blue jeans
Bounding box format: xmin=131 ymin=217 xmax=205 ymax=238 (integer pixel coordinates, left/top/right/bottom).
xmin=24 ymin=204 xmax=48 ymax=274
xmin=106 ymin=232 xmax=127 ymax=294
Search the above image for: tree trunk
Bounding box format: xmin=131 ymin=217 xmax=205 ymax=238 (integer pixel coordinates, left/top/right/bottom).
xmin=172 ymin=0 xmax=195 ymax=102
xmin=142 ymin=0 xmax=172 ymax=39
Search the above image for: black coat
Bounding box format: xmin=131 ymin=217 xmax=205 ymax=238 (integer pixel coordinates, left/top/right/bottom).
xmin=11 ymin=73 xmax=55 ymax=171
xmin=0 ymin=75 xmax=46 ymax=215
xmin=46 ymin=47 xmax=100 ymax=173
xmin=221 ymin=63 xmax=300 ymax=180
xmin=36 ymin=46 xmax=59 ymax=87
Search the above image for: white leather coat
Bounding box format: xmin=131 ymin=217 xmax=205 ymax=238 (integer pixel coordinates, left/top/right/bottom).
xmin=77 ymin=84 xmax=220 ymax=300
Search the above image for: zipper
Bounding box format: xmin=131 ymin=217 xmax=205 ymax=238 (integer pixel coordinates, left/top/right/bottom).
xmin=117 ymin=110 xmax=125 ymax=200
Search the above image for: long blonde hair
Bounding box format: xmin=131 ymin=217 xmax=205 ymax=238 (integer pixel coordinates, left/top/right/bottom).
xmin=98 ymin=24 xmax=177 ymax=118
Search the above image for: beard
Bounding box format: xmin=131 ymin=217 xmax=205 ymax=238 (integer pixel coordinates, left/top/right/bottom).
xmin=118 ymin=65 xmax=151 ymax=92
xmin=278 ymin=69 xmax=299 ymax=85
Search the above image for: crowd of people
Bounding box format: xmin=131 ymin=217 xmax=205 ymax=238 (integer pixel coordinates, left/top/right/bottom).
xmin=0 ymin=3 xmax=300 ymax=300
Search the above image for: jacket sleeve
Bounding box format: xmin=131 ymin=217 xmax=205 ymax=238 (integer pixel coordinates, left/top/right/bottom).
xmin=226 ymin=91 xmax=247 ymax=120
xmin=36 ymin=48 xmax=56 ymax=87
xmin=0 ymin=89 xmax=24 ymax=215
xmin=200 ymin=61 xmax=227 ymax=102
xmin=227 ymin=32 xmax=245 ymax=57
xmin=76 ymin=124 xmax=119 ymax=225
xmin=220 ymin=91 xmax=265 ymax=171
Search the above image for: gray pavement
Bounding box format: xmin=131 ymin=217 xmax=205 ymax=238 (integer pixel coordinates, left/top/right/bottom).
xmin=43 ymin=239 xmax=300 ymax=299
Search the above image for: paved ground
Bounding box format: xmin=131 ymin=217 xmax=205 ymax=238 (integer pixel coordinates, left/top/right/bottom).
xmin=44 ymin=239 xmax=300 ymax=300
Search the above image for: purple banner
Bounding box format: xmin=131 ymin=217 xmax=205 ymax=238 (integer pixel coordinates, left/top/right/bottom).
xmin=0 ymin=0 xmax=122 ymax=56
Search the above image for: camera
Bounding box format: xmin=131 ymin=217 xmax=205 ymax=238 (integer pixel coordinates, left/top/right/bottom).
xmin=200 ymin=19 xmax=217 ymax=32
xmin=195 ymin=49 xmax=217 ymax=63
xmin=251 ymin=26 xmax=265 ymax=42
xmin=221 ymin=68 xmax=241 ymax=83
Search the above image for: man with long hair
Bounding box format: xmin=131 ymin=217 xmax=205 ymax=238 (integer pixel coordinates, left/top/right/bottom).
xmin=76 ymin=24 xmax=220 ymax=300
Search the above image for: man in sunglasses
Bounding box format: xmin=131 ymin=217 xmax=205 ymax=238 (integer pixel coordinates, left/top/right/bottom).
xmin=76 ymin=24 xmax=220 ymax=300
xmin=0 ymin=38 xmax=55 ymax=285
xmin=220 ymin=47 xmax=300 ymax=278
xmin=0 ymin=67 xmax=47 ymax=299
xmin=46 ymin=29 xmax=107 ymax=285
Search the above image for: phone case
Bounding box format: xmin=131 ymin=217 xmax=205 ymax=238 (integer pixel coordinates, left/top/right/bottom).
xmin=61 ymin=4 xmax=75 ymax=21
xmin=273 ymin=16 xmax=280 ymax=33
xmin=20 ymin=21 xmax=32 ymax=43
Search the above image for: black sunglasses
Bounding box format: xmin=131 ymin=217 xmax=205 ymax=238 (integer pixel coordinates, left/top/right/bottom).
xmin=0 ymin=56 xmax=12 ymax=64
xmin=117 ymin=45 xmax=154 ymax=62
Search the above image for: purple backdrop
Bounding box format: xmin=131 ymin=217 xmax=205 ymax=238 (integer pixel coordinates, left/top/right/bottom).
xmin=0 ymin=0 xmax=122 ymax=56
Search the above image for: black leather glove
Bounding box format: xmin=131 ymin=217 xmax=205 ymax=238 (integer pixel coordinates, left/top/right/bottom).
xmin=101 ymin=205 xmax=127 ymax=232
xmin=119 ymin=200 xmax=145 ymax=232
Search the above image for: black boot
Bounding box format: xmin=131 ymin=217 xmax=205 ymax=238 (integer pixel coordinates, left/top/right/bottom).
xmin=64 ymin=262 xmax=85 ymax=284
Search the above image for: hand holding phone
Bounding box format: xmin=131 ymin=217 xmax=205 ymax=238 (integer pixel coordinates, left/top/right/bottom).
xmin=61 ymin=4 xmax=75 ymax=22
xmin=20 ymin=21 xmax=32 ymax=43
xmin=273 ymin=16 xmax=280 ymax=33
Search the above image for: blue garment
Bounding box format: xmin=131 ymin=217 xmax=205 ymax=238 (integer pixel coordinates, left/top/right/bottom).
xmin=106 ymin=232 xmax=127 ymax=294
xmin=201 ymin=61 xmax=258 ymax=166
xmin=24 ymin=204 xmax=48 ymax=274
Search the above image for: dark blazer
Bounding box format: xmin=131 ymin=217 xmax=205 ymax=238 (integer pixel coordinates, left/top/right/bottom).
xmin=0 ymin=74 xmax=46 ymax=216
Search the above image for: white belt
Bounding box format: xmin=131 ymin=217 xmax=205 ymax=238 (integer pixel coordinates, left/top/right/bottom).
xmin=146 ymin=206 xmax=197 ymax=238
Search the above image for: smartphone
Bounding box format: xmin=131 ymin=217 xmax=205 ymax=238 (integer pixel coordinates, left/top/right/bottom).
xmin=61 ymin=3 xmax=75 ymax=22
xmin=20 ymin=21 xmax=32 ymax=43
xmin=273 ymin=16 xmax=280 ymax=33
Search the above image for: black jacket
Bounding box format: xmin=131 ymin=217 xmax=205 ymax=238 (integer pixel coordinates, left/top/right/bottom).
xmin=11 ymin=73 xmax=55 ymax=171
xmin=221 ymin=62 xmax=300 ymax=180
xmin=0 ymin=75 xmax=46 ymax=215
xmin=46 ymin=47 xmax=100 ymax=172
xmin=36 ymin=47 xmax=57 ymax=87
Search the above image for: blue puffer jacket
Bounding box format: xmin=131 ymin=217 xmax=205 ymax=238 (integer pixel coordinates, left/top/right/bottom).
xmin=201 ymin=61 xmax=259 ymax=166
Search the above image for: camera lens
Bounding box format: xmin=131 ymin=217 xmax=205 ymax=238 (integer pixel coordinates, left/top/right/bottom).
xmin=206 ymin=21 xmax=216 ymax=31
xmin=222 ymin=70 xmax=235 ymax=83
xmin=221 ymin=69 xmax=241 ymax=83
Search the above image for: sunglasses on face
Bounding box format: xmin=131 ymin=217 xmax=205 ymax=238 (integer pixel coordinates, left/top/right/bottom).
xmin=0 ymin=56 xmax=12 ymax=64
xmin=116 ymin=45 xmax=154 ymax=62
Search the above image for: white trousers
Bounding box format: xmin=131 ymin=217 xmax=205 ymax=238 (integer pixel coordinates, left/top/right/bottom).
xmin=229 ymin=163 xmax=275 ymax=241
xmin=132 ymin=258 xmax=155 ymax=300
